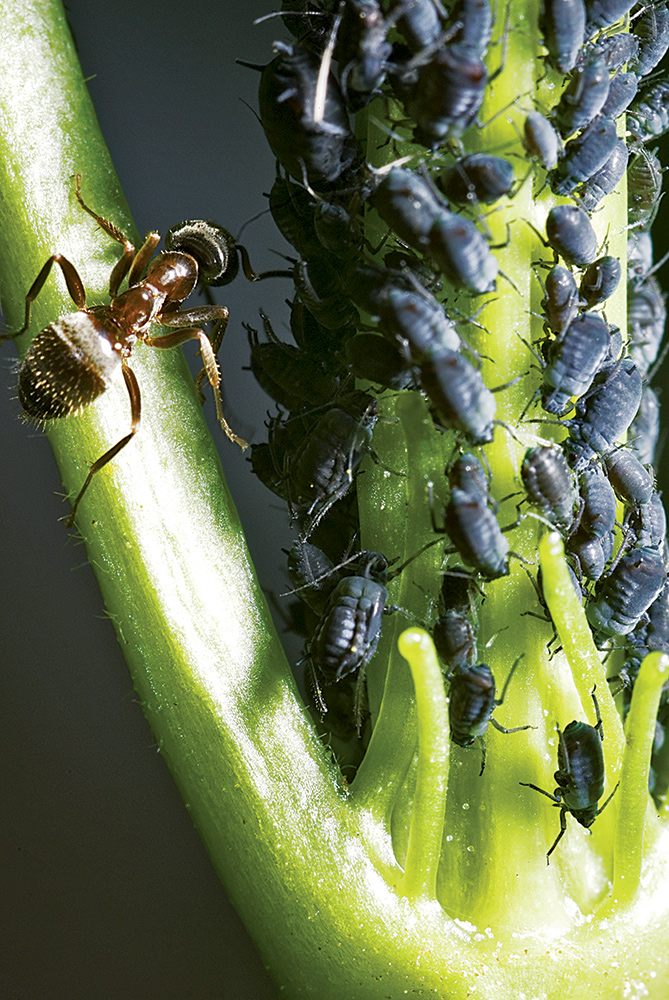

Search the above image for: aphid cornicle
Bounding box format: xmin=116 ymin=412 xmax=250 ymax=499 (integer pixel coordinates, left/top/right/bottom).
xmin=520 ymin=687 xmax=619 ymax=864
xmin=0 ymin=175 xmax=246 ymax=525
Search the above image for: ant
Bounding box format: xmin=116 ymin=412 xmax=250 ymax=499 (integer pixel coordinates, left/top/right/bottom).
xmin=1 ymin=175 xmax=251 ymax=525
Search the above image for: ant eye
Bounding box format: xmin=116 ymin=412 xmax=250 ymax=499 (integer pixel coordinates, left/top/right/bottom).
xmin=164 ymin=220 xmax=240 ymax=286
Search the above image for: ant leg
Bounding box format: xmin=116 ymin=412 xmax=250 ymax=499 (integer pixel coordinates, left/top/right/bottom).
xmin=0 ymin=255 xmax=86 ymax=340
xmin=74 ymin=174 xmax=159 ymax=295
xmin=145 ymin=323 xmax=247 ymax=450
xmin=65 ymin=361 xmax=141 ymax=526
xmin=75 ymin=174 xmax=137 ymax=296
xmin=159 ymin=305 xmax=229 ymax=403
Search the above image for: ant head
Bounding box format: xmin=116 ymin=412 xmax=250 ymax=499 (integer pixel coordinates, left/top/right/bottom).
xmin=164 ymin=220 xmax=240 ymax=286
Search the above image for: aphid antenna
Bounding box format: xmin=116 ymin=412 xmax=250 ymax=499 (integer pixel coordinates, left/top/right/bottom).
xmin=314 ymin=1 xmax=345 ymax=124
xmin=235 ymin=58 xmax=264 ymax=73
xmin=253 ymin=9 xmax=330 ymax=26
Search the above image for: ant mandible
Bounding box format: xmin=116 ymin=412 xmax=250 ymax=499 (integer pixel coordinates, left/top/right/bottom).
xmin=1 ymin=175 xmax=250 ymax=525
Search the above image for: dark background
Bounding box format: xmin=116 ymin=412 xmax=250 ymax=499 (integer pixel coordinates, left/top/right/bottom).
xmin=1 ymin=4 xmax=668 ymax=999
xmin=1 ymin=3 xmax=295 ymax=998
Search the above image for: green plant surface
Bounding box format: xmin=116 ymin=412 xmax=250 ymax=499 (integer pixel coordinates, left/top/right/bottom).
xmin=2 ymin=2 xmax=669 ymax=999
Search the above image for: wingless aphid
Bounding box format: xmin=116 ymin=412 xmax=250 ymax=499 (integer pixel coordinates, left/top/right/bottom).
xmin=449 ymin=657 xmax=534 ymax=775
xmin=0 ymin=175 xmax=247 ymax=525
xmin=520 ymin=688 xmax=619 ymax=864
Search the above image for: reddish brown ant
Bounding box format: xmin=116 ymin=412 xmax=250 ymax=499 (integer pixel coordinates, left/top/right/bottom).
xmin=0 ymin=175 xmax=250 ymax=525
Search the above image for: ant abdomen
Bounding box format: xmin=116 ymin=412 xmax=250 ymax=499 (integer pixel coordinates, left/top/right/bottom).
xmin=164 ymin=220 xmax=239 ymax=286
xmin=18 ymin=314 xmax=120 ymax=420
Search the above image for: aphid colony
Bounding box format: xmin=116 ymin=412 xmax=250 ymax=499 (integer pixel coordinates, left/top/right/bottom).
xmin=241 ymin=0 xmax=669 ymax=846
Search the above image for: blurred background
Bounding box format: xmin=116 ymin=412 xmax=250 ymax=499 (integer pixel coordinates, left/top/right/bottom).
xmin=1 ymin=3 xmax=668 ymax=998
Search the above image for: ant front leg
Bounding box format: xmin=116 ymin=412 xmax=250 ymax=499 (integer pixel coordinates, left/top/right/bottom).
xmin=145 ymin=318 xmax=247 ymax=450
xmin=74 ymin=174 xmax=160 ymax=296
xmin=0 ymin=254 xmax=86 ymax=341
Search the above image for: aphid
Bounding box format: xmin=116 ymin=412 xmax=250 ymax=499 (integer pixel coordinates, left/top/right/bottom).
xmin=578 ymin=138 xmax=629 ymax=211
xmin=388 ymin=0 xmax=445 ymax=52
xmin=449 ymin=658 xmax=533 ymax=775
xmin=524 ymin=111 xmax=560 ymax=171
xmin=551 ymin=117 xmax=619 ymax=197
xmin=545 ymin=204 xmax=599 ymax=267
xmin=305 ymin=552 xmax=389 ymax=723
xmin=405 ymin=42 xmax=488 ymax=147
xmin=249 ymin=410 xmax=312 ymax=502
xmin=604 ymin=449 xmax=655 ymax=507
xmin=541 ymin=266 xmax=580 ymax=337
xmin=336 ymin=0 xmax=393 ymax=109
xmin=579 ymin=255 xmax=622 ymax=308
xmin=520 ymin=687 xmax=618 ymax=864
xmin=591 ymin=30 xmax=639 ymax=71
xmin=289 ymin=390 xmax=379 ymax=532
xmin=625 ymin=583 xmax=669 ymax=675
xmin=541 ymin=313 xmax=612 ymax=415
xmin=627 ymin=274 xmax=666 ymax=377
xmin=629 ymin=491 xmax=667 ymax=550
xmin=553 ymin=54 xmax=611 ymax=136
xmin=436 ymin=154 xmax=515 ymax=206
xmin=628 ymin=80 xmax=669 ymax=141
xmin=420 ymin=348 xmax=496 ymax=444
xmin=449 ymin=0 xmax=494 ymax=58
xmin=540 ymin=0 xmax=586 ymax=73
xmin=576 ymin=464 xmax=618 ymax=540
xmin=0 ymin=176 xmax=245 ymax=524
xmin=434 ymin=485 xmax=510 ymax=578
xmin=565 ymin=357 xmax=643 ymax=472
xmin=255 ymin=40 xmax=358 ymax=187
xmin=268 ymin=171 xmax=324 ymax=259
xmin=448 ymin=452 xmax=491 ymax=502
xmin=586 ymin=543 xmax=667 ymax=637
xmin=432 ymin=572 xmax=478 ymax=673
xmin=627 ymin=146 xmax=663 ymax=230
xmin=426 ymin=210 xmax=499 ymax=294
xmin=521 ymin=445 xmax=577 ymax=530
xmin=294 ymin=256 xmax=360 ymax=330
xmin=247 ymin=312 xmax=341 ymax=411
xmin=568 ymin=528 xmax=616 ymax=581
xmin=628 ymin=384 xmax=661 ymax=466
xmin=599 ymin=71 xmax=638 ymax=121
xmin=371 ymin=167 xmax=499 ymax=294
xmin=631 ymin=2 xmax=669 ymax=78
xmin=312 ymin=199 xmax=363 ymax=259
xmin=584 ymin=0 xmax=636 ymax=35
xmin=345 ymin=332 xmax=418 ymax=389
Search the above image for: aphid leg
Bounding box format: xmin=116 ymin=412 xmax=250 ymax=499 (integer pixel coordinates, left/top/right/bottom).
xmin=0 ymin=254 xmax=87 ymax=340
xmin=145 ymin=322 xmax=247 ymax=450
xmin=545 ymin=807 xmax=568 ymax=865
xmin=65 ymin=361 xmax=141 ymax=526
xmin=478 ymin=735 xmax=487 ymax=777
